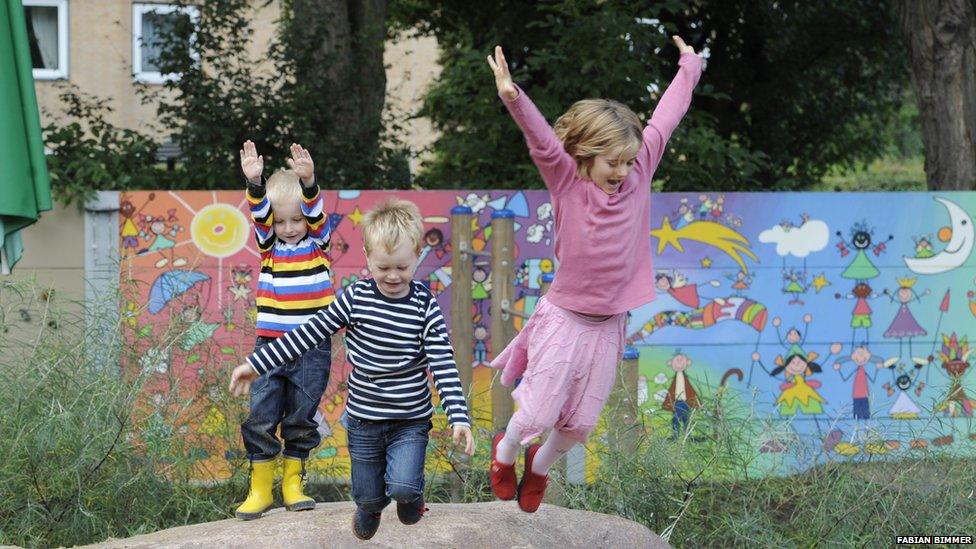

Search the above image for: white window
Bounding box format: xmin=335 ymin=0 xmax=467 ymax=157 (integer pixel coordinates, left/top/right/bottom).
xmin=23 ymin=0 xmax=69 ymax=80
xmin=132 ymin=3 xmax=198 ymax=84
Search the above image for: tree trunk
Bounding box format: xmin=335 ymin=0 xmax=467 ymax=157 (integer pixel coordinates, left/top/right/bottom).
xmin=287 ymin=0 xmax=389 ymax=176
xmin=896 ymin=0 xmax=976 ymax=190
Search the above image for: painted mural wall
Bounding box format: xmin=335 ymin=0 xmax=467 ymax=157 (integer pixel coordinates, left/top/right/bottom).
xmin=118 ymin=190 xmax=976 ymax=479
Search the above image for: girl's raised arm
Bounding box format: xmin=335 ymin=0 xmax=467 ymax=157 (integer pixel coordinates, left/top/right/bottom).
xmin=488 ymin=46 xmax=576 ymax=194
xmin=636 ymin=36 xmax=703 ymax=175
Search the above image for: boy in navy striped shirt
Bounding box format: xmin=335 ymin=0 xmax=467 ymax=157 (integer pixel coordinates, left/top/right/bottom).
xmin=234 ymin=141 xmax=336 ymax=520
xmin=230 ymin=197 xmax=474 ymax=540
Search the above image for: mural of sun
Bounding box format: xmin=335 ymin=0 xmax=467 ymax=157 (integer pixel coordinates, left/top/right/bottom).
xmin=191 ymin=203 xmax=250 ymax=259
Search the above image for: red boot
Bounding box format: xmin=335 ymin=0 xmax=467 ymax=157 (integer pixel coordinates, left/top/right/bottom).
xmin=517 ymin=444 xmax=548 ymax=513
xmin=490 ymin=432 xmax=517 ymax=501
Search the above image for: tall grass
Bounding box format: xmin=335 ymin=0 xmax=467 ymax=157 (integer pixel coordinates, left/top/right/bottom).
xmin=0 ymin=279 xmax=236 ymax=547
xmin=2 ymin=278 xmax=973 ymax=547
xmin=554 ymin=408 xmax=976 ymax=546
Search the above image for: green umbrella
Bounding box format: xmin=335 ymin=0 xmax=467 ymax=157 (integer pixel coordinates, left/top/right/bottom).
xmin=0 ymin=0 xmax=52 ymax=274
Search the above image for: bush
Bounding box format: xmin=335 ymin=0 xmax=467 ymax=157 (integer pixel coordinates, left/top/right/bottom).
xmin=0 ymin=280 xmax=235 ymax=547
xmin=41 ymin=86 xmax=164 ymax=208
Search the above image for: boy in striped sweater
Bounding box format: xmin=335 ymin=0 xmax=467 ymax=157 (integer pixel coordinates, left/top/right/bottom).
xmin=234 ymin=140 xmax=336 ymax=520
xmin=230 ymin=198 xmax=474 ymax=540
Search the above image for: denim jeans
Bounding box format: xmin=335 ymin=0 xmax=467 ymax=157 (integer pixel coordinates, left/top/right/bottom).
xmin=341 ymin=411 xmax=431 ymax=513
xmin=241 ymin=335 xmax=331 ymax=461
xmin=671 ymin=399 xmax=691 ymax=438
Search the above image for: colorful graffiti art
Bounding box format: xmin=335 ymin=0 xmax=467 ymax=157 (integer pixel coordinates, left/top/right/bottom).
xmin=119 ymin=190 xmax=557 ymax=478
xmin=119 ymin=190 xmax=976 ymax=478
xmin=633 ymin=192 xmax=976 ymax=472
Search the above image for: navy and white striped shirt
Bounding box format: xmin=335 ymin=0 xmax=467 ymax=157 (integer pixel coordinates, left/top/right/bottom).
xmin=247 ymin=279 xmax=470 ymax=427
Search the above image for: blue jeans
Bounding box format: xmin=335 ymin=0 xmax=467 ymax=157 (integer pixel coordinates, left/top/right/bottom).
xmin=672 ymin=400 xmax=691 ymax=437
xmin=341 ymin=411 xmax=430 ymax=513
xmin=241 ymin=335 xmax=331 ymax=461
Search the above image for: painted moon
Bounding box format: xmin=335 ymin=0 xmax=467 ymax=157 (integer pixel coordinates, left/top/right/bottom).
xmin=903 ymin=197 xmax=974 ymax=274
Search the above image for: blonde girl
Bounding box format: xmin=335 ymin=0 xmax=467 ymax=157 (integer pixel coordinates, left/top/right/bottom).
xmin=486 ymin=37 xmax=703 ymax=512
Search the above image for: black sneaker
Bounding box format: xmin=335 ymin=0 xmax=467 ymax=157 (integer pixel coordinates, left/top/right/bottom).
xmin=352 ymin=507 xmax=382 ymax=540
xmin=396 ymin=497 xmax=428 ymax=525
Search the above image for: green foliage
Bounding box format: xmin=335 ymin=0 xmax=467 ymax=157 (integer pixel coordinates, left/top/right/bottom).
xmin=815 ymin=156 xmax=925 ymax=192
xmin=41 ymin=86 xmax=163 ymax=207
xmin=681 ymin=0 xmax=911 ymax=189
xmin=392 ymin=0 xmax=910 ymax=190
xmin=146 ymin=0 xmax=409 ymax=189
xmin=0 ymin=280 xmax=234 ymax=548
xmin=136 ymin=0 xmax=278 ymax=187
xmin=40 ymin=0 xmax=411 ymax=203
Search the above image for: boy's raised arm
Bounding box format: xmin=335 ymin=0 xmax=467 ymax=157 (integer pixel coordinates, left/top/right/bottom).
xmin=242 ymin=140 xmax=276 ymax=252
xmin=289 ymin=143 xmax=331 ymax=250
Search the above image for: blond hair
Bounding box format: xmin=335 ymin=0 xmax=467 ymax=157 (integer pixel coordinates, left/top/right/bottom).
xmin=362 ymin=198 xmax=424 ymax=255
xmin=265 ymin=169 xmax=302 ymax=208
xmin=553 ymin=99 xmax=642 ymax=178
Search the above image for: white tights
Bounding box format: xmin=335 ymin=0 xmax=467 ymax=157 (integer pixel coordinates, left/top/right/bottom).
xmin=494 ymin=423 xmax=579 ymax=476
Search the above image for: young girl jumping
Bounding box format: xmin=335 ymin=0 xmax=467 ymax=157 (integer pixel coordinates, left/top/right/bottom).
xmin=486 ymin=36 xmax=702 ymax=512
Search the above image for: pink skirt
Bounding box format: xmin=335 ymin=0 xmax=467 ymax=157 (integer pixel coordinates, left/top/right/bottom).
xmin=490 ymin=297 xmax=626 ymax=444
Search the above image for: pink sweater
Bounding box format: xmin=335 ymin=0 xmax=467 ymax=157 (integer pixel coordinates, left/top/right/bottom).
xmin=502 ymin=52 xmax=703 ymax=315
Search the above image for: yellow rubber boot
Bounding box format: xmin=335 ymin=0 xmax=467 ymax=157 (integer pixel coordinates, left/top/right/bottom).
xmin=235 ymin=460 xmax=276 ymax=520
xmin=282 ymin=457 xmax=316 ymax=511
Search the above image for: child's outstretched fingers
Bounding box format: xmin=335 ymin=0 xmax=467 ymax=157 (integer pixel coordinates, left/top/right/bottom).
xmin=453 ymin=425 xmax=475 ymax=456
xmin=487 ymin=45 xmax=517 ymax=101
xmin=229 ymin=363 xmax=257 ymax=396
xmin=287 ymin=143 xmax=315 ymax=183
xmin=671 ymin=35 xmax=696 ymax=55
xmin=240 ymin=140 xmax=263 ymax=183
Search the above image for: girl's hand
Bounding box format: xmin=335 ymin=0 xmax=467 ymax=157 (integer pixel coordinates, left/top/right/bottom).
xmin=487 ymin=46 xmax=518 ymax=101
xmin=453 ymin=425 xmax=476 ymax=456
xmin=229 ymin=363 xmax=258 ymax=396
xmin=240 ymin=140 xmax=264 ymax=185
xmin=672 ymin=35 xmax=696 ymax=56
xmin=286 ymin=143 xmax=315 ymax=186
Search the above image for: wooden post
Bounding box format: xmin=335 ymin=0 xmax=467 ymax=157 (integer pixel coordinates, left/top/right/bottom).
xmin=450 ymin=206 xmax=474 ymax=395
xmin=607 ymin=345 xmax=641 ymax=453
xmin=539 ymin=272 xmax=553 ymax=295
xmin=448 ymin=206 xmax=474 ymax=501
xmin=490 ymin=209 xmax=516 ymax=433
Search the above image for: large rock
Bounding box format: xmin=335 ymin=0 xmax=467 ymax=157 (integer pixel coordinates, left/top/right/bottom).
xmin=85 ymin=501 xmax=669 ymax=548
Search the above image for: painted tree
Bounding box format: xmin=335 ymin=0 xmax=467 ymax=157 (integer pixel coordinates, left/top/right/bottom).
xmin=896 ymin=0 xmax=976 ymax=190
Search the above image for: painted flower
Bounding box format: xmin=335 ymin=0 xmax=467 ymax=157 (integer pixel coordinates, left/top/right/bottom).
xmin=122 ymin=300 xmax=139 ymax=328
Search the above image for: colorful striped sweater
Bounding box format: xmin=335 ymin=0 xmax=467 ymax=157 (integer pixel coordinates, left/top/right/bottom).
xmin=247 ymin=182 xmax=335 ymax=337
